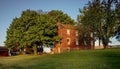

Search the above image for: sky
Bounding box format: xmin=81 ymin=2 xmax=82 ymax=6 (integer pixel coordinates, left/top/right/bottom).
xmin=0 ymin=0 xmax=120 ymax=46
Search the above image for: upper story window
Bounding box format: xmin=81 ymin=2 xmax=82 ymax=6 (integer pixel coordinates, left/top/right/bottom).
xmin=90 ymin=32 xmax=93 ymax=37
xmin=67 ymin=29 xmax=70 ymax=36
xmin=76 ymin=30 xmax=79 ymax=36
xmin=76 ymin=38 xmax=79 ymax=45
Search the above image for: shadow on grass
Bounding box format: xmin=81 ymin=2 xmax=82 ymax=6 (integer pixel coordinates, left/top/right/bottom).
xmin=9 ymin=66 xmax=25 ymax=69
xmin=0 ymin=63 xmax=3 ymax=66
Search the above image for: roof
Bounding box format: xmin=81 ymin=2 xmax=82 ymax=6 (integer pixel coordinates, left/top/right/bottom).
xmin=57 ymin=23 xmax=75 ymax=29
xmin=0 ymin=47 xmax=8 ymax=51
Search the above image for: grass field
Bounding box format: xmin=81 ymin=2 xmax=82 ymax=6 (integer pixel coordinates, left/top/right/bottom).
xmin=0 ymin=48 xmax=120 ymax=69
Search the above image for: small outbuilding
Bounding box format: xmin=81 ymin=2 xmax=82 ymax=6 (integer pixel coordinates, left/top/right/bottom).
xmin=0 ymin=46 xmax=9 ymax=56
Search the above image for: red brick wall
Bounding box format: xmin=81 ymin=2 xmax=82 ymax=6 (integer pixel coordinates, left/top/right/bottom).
xmin=53 ymin=27 xmax=82 ymax=53
xmin=0 ymin=47 xmax=9 ymax=56
xmin=56 ymin=26 xmax=82 ymax=49
xmin=0 ymin=51 xmax=8 ymax=56
xmin=53 ymin=23 xmax=93 ymax=53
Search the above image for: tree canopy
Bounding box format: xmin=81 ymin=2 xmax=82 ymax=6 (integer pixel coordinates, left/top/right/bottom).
xmin=48 ymin=10 xmax=75 ymax=25
xmin=115 ymin=1 xmax=120 ymax=41
xmin=78 ymin=0 xmax=120 ymax=49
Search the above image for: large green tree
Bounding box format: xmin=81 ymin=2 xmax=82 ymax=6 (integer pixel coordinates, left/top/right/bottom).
xmin=99 ymin=0 xmax=118 ymax=48
xmin=78 ymin=0 xmax=118 ymax=49
xmin=115 ymin=1 xmax=120 ymax=41
xmin=5 ymin=18 xmax=21 ymax=50
xmin=77 ymin=0 xmax=102 ymax=49
xmin=48 ymin=10 xmax=75 ymax=25
xmin=5 ymin=9 xmax=59 ymax=55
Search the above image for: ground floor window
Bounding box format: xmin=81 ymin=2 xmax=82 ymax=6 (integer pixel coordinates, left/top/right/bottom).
xmin=67 ymin=38 xmax=70 ymax=45
xmin=76 ymin=38 xmax=79 ymax=45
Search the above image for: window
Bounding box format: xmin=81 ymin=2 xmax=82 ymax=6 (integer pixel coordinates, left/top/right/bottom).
xmin=76 ymin=30 xmax=78 ymax=36
xmin=76 ymin=38 xmax=79 ymax=45
xmin=67 ymin=38 xmax=70 ymax=45
xmin=84 ymin=40 xmax=87 ymax=46
xmin=67 ymin=29 xmax=70 ymax=36
xmin=90 ymin=32 xmax=93 ymax=37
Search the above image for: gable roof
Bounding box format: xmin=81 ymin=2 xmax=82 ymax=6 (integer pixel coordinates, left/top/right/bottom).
xmin=0 ymin=47 xmax=8 ymax=51
xmin=57 ymin=23 xmax=75 ymax=29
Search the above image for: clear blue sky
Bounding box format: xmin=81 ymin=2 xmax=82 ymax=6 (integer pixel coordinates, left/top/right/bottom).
xmin=0 ymin=0 xmax=119 ymax=46
xmin=0 ymin=0 xmax=89 ymax=46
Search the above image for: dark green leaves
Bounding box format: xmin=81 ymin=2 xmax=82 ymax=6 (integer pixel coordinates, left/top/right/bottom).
xmin=5 ymin=9 xmax=60 ymax=49
xmin=48 ymin=10 xmax=75 ymax=25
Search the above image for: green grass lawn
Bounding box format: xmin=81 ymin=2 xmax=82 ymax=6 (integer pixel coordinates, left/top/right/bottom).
xmin=0 ymin=48 xmax=120 ymax=69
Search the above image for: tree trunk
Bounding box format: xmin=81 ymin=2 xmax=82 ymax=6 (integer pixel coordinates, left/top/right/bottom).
xmin=93 ymin=33 xmax=95 ymax=49
xmin=33 ymin=46 xmax=37 ymax=55
xmin=98 ymin=37 xmax=101 ymax=48
xmin=19 ymin=48 xmax=25 ymax=55
xmin=91 ymin=32 xmax=95 ymax=49
xmin=102 ymin=35 xmax=109 ymax=49
xmin=103 ymin=0 xmax=112 ymax=49
xmin=104 ymin=44 xmax=108 ymax=49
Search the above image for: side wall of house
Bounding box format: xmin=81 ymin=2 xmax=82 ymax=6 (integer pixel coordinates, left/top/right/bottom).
xmin=53 ymin=23 xmax=93 ymax=53
xmin=58 ymin=28 xmax=77 ymax=48
xmin=53 ymin=27 xmax=82 ymax=53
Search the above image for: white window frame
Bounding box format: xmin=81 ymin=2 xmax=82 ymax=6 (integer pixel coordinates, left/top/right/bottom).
xmin=76 ymin=38 xmax=79 ymax=45
xmin=76 ymin=30 xmax=78 ymax=36
xmin=67 ymin=38 xmax=70 ymax=45
xmin=67 ymin=29 xmax=70 ymax=36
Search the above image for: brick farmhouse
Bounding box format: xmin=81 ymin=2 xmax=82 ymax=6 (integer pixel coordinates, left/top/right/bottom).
xmin=52 ymin=23 xmax=94 ymax=53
